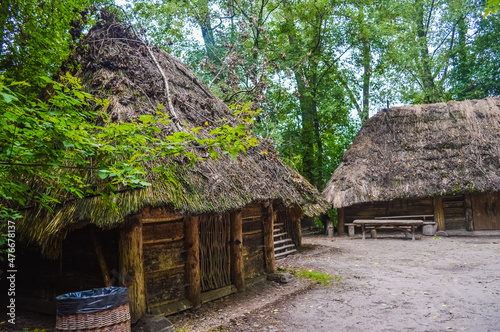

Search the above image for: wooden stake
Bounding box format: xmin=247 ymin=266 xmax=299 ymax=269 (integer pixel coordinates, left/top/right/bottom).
xmin=119 ymin=216 xmax=146 ymax=323
xmin=264 ymin=203 xmax=276 ymax=273
xmin=464 ymin=194 xmax=474 ymax=231
xmin=230 ymin=210 xmax=245 ymax=291
xmin=89 ymin=227 xmax=111 ymax=287
xmin=433 ymin=196 xmax=445 ymax=231
xmin=294 ymin=214 xmax=302 ymax=247
xmin=338 ymin=207 xmax=345 ymax=235
xmin=185 ymin=215 xmax=201 ymax=307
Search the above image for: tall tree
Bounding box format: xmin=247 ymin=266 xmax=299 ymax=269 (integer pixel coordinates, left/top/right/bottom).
xmin=0 ymin=0 xmax=109 ymax=88
xmin=450 ymin=3 xmax=500 ymax=99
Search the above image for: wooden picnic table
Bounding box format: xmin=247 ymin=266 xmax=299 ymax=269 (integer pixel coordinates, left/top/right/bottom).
xmin=353 ymin=219 xmax=424 ymax=240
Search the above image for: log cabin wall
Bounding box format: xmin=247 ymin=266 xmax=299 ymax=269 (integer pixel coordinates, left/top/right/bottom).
xmin=443 ymin=195 xmax=466 ymax=229
xmin=344 ymin=195 xmax=468 ymax=230
xmin=141 ymin=207 xmax=186 ymax=311
xmin=241 ymin=204 xmax=266 ymax=279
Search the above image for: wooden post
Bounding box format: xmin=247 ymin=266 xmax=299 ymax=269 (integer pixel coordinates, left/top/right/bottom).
xmin=230 ymin=210 xmax=245 ymax=291
xmin=264 ymin=203 xmax=276 ymax=273
xmin=326 ymin=219 xmax=333 ymax=238
xmin=338 ymin=208 xmax=345 ymax=235
xmin=464 ymin=194 xmax=474 ymax=231
xmin=119 ymin=216 xmax=146 ymax=323
xmin=433 ymin=196 xmax=445 ymax=231
xmin=294 ymin=215 xmax=302 ymax=247
xmin=185 ymin=215 xmax=201 ymax=307
xmin=89 ymin=227 xmax=112 ymax=287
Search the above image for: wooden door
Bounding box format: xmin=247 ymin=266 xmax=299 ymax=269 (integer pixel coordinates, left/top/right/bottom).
xmin=472 ymin=193 xmax=500 ymax=230
xmin=199 ymin=215 xmax=231 ymax=292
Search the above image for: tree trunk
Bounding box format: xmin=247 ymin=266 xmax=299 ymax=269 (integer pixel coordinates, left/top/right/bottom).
xmin=295 ymin=73 xmax=319 ymax=186
xmin=358 ymin=2 xmax=371 ymax=123
xmin=361 ymin=39 xmax=371 ymax=123
xmin=282 ymin=0 xmax=324 ymax=188
xmin=455 ymin=16 xmax=469 ymax=100
xmin=196 ymin=0 xmax=220 ymax=65
xmin=415 ymin=0 xmax=439 ymax=103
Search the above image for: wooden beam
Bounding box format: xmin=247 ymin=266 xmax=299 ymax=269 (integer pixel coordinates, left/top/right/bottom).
xmin=433 ymin=196 xmax=445 ymax=231
xmin=263 ymin=203 xmax=276 ymax=274
xmin=184 ymin=215 xmax=201 ymax=307
xmin=294 ymin=213 xmax=302 ymax=247
xmin=464 ymin=194 xmax=474 ymax=231
xmin=119 ymin=216 xmax=146 ymax=323
xmin=230 ymin=210 xmax=245 ymax=291
xmin=338 ymin=207 xmax=345 ymax=235
xmin=89 ymin=227 xmax=112 ymax=287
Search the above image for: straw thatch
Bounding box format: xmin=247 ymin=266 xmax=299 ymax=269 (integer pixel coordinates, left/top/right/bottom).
xmin=18 ymin=12 xmax=326 ymax=257
xmin=323 ymin=97 xmax=500 ymax=208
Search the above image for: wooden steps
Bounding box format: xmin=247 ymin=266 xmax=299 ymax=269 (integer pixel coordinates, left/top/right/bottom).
xmin=273 ymin=224 xmax=296 ymax=259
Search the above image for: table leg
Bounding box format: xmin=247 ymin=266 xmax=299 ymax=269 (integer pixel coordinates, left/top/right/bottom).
xmin=411 ymin=225 xmax=415 ymax=241
xmin=362 ymin=225 xmax=366 ymax=240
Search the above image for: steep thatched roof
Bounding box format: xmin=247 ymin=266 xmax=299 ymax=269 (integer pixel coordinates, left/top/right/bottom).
xmin=323 ymin=97 xmax=500 ymax=208
xmin=18 ymin=12 xmax=326 ymax=257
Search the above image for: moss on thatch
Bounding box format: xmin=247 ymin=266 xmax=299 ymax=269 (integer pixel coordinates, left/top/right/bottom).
xmin=323 ymin=97 xmax=500 ymax=208
xmin=18 ymin=12 xmax=326 ymax=257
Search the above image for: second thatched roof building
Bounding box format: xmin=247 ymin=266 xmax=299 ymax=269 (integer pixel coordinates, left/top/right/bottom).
xmin=323 ymin=97 xmax=500 ymax=234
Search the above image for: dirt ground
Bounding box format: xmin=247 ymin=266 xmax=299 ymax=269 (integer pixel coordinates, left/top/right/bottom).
xmin=175 ymin=232 xmax=500 ymax=332
xmin=3 ymin=232 xmax=500 ymax=332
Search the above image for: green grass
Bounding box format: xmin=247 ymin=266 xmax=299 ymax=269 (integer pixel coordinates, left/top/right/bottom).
xmin=294 ymin=269 xmax=340 ymax=286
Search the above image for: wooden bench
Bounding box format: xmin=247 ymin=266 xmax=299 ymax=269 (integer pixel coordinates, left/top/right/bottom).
xmin=353 ymin=219 xmax=424 ymax=240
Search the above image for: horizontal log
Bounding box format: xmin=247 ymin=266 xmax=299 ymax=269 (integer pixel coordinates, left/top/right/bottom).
xmin=143 ymin=220 xmax=184 ymax=241
xmin=243 ymin=229 xmax=263 ymax=236
xmin=149 ymin=298 xmax=193 ymax=316
xmin=142 ymin=216 xmax=184 ymax=223
xmin=143 ymin=237 xmax=184 ymax=246
xmin=242 ymin=204 xmax=263 ymax=218
xmin=145 ymin=265 xmax=185 ymax=278
xmin=146 ymin=271 xmax=186 ymax=304
xmin=242 ymin=215 xmax=264 ymax=222
xmin=201 ymin=285 xmax=237 ymax=304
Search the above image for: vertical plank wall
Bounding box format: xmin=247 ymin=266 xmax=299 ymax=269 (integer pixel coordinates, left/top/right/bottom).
xmin=141 ymin=207 xmax=186 ymax=309
xmin=241 ymin=204 xmax=266 ymax=279
xmin=344 ymin=195 xmax=467 ymax=230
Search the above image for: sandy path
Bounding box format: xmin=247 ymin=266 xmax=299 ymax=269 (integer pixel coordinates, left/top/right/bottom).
xmin=5 ymin=234 xmax=500 ymax=332
xmin=221 ymin=234 xmax=500 ymax=332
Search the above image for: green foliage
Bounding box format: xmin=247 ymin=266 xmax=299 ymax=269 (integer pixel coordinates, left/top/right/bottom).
xmin=0 ymin=0 xmax=111 ymax=89
xmin=294 ymin=269 xmax=336 ymax=286
xmin=485 ymin=0 xmax=500 ymax=16
xmin=327 ymin=208 xmax=338 ymax=228
xmin=450 ymin=10 xmax=500 ymax=100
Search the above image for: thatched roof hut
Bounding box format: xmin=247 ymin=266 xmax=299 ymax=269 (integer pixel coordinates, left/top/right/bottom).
xmin=323 ymin=97 xmax=500 ymax=232
xmin=14 ymin=12 xmax=326 ymax=322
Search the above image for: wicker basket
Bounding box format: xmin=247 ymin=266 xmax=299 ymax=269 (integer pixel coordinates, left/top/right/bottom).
xmin=56 ymin=303 xmax=130 ymax=331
